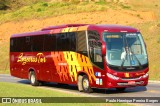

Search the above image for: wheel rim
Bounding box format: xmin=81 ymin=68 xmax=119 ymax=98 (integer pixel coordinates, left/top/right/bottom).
xmin=31 ymin=74 xmax=35 ymax=84
xmin=83 ymin=78 xmax=89 ymax=90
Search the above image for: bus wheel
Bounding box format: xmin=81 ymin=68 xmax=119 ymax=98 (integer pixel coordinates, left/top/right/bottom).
xmin=29 ymin=71 xmax=39 ymax=86
xmin=78 ymin=75 xmax=83 ymax=92
xmin=116 ymin=88 xmax=126 ymax=92
xmin=82 ymin=75 xmax=93 ymax=93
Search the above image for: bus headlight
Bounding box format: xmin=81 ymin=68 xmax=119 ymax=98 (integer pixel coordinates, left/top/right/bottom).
xmin=107 ymin=73 xmax=119 ymax=80
xmin=142 ymin=73 xmax=149 ymax=78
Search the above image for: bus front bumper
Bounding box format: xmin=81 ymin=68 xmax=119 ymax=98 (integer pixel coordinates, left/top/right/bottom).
xmin=106 ymin=73 xmax=149 ymax=88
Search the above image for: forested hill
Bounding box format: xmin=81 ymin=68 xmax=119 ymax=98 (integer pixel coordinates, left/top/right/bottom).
xmin=0 ymin=0 xmax=50 ymax=10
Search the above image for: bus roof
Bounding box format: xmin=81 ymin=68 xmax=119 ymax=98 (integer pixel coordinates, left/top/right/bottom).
xmin=11 ymin=24 xmax=139 ymax=38
xmin=41 ymin=24 xmax=88 ymax=31
xmin=88 ymin=24 xmax=139 ymax=33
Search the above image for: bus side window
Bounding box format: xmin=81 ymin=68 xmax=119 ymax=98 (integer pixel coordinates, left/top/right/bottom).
xmin=61 ymin=33 xmax=70 ymax=51
xmin=57 ymin=33 xmax=64 ymax=51
xmin=44 ymin=34 xmax=56 ymax=51
xmin=23 ymin=37 xmax=32 ymax=52
xmin=69 ymin=32 xmax=76 ymax=51
xmin=16 ymin=37 xmax=25 ymax=52
xmin=57 ymin=32 xmax=77 ymax=51
xmin=32 ymin=35 xmax=44 ymax=52
xmin=10 ymin=38 xmax=16 ymax=52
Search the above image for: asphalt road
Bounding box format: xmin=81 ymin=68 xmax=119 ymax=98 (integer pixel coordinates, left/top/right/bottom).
xmin=0 ymin=74 xmax=160 ymax=106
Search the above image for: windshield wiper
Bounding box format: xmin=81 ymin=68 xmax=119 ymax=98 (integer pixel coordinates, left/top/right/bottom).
xmin=120 ymin=34 xmax=142 ymax=70
xmin=120 ymin=35 xmax=129 ymax=70
xmin=124 ymin=34 xmax=142 ymax=69
xmin=128 ymin=46 xmax=142 ymax=69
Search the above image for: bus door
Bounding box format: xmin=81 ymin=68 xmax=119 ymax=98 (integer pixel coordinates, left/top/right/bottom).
xmin=88 ymin=30 xmax=105 ymax=87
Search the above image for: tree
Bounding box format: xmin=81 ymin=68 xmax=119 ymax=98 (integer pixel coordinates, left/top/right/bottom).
xmin=0 ymin=0 xmax=8 ymax=10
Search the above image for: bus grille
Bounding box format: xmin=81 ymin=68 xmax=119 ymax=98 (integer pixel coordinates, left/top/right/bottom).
xmin=121 ymin=77 xmax=141 ymax=81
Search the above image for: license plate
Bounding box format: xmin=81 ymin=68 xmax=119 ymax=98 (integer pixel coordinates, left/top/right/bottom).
xmin=128 ymin=81 xmax=135 ymax=85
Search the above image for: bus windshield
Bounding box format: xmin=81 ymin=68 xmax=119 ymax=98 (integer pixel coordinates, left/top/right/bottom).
xmin=103 ymin=32 xmax=148 ymax=67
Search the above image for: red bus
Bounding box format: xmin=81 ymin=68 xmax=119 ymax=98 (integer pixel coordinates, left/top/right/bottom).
xmin=10 ymin=24 xmax=149 ymax=93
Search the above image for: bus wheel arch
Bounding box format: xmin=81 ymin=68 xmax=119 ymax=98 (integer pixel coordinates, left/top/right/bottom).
xmin=29 ymin=69 xmax=40 ymax=86
xmin=77 ymin=72 xmax=93 ymax=93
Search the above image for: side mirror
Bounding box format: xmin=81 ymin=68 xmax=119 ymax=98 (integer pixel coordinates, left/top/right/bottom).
xmin=102 ymin=41 xmax=106 ymax=56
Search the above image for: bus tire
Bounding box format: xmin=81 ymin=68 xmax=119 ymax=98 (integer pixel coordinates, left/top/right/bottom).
xmin=82 ymin=75 xmax=93 ymax=93
xmin=78 ymin=75 xmax=83 ymax=92
xmin=29 ymin=71 xmax=39 ymax=86
xmin=116 ymin=88 xmax=126 ymax=92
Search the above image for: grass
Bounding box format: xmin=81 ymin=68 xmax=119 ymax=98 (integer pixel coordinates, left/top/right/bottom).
xmin=119 ymin=3 xmax=131 ymax=9
xmin=0 ymin=70 xmax=10 ymax=74
xmin=0 ymin=82 xmax=131 ymax=106
xmin=0 ymin=1 xmax=132 ymax=24
xmin=0 ymin=0 xmax=47 ymax=11
xmin=0 ymin=82 xmax=74 ymax=97
xmin=0 ymin=2 xmax=101 ymax=24
xmin=0 ymin=42 xmax=9 ymax=73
